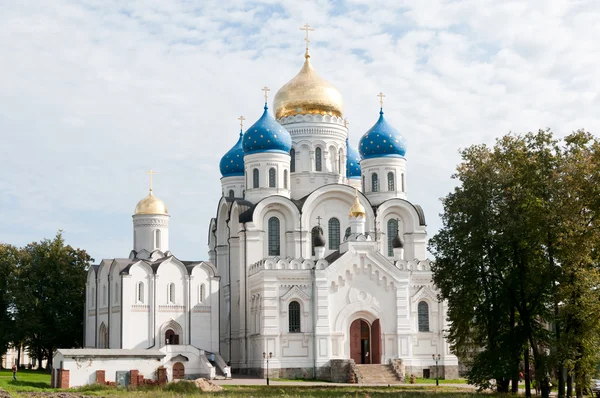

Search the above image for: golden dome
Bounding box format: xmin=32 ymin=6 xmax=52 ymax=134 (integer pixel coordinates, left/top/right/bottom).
xmin=134 ymin=191 xmax=168 ymax=215
xmin=273 ymin=52 xmax=344 ymax=120
xmin=349 ymin=189 xmax=366 ymax=218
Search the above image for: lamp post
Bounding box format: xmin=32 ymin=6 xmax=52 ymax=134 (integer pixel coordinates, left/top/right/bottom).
xmin=432 ymin=354 xmax=441 ymax=386
xmin=263 ymin=352 xmax=272 ymax=385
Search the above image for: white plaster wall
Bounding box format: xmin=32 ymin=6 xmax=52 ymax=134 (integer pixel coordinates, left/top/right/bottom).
xmin=244 ymin=152 xmax=291 ymax=203
xmin=221 ymin=175 xmax=245 ymax=198
xmin=155 ymin=261 xmax=188 ymax=347
xmin=85 ymin=270 xmax=96 ymax=347
xmin=133 ymin=215 xmax=170 ymax=253
xmin=361 ymin=157 xmax=407 ymax=205
xmin=122 ymin=264 xmax=153 ymax=349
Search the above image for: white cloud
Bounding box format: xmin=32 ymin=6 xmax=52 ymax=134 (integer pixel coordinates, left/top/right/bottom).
xmin=1 ymin=0 xmax=599 ymax=261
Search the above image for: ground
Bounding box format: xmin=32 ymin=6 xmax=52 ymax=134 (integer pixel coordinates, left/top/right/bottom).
xmin=0 ymin=369 xmax=475 ymax=397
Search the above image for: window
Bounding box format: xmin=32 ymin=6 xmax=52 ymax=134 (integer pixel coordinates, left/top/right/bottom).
xmin=418 ymin=301 xmax=430 ymax=332
xmin=338 ymin=149 xmax=343 ymax=174
xmin=137 ymin=282 xmax=144 ymax=303
xmin=289 ymin=301 xmax=301 ymax=332
xmin=228 ymin=190 xmax=235 ymax=198
xmin=401 ymin=173 xmax=405 ymax=192
xmin=268 ymin=217 xmax=280 ymax=256
xmin=362 ymin=175 xmax=365 ymax=191
xmin=387 ymin=219 xmax=398 ymax=256
xmin=284 ymin=170 xmax=288 ymax=189
xmin=155 ymin=229 xmax=161 ymax=249
xmin=311 ymin=226 xmax=321 ymax=256
xmin=269 ymin=168 xmax=276 ymax=188
xmin=91 ymin=287 xmax=95 ymax=308
xmin=372 ymin=173 xmax=379 ymax=192
xmin=388 ymin=172 xmax=395 ymax=191
xmin=199 ymin=284 xmax=205 ymax=303
xmin=328 ymin=218 xmax=340 ymax=250
xmin=253 ymin=168 xmax=259 ymax=188
xmin=114 ymin=282 xmax=119 ymax=304
xmin=102 ymin=285 xmax=107 ymax=306
xmin=315 ymin=147 xmax=322 ymax=171
xmin=345 ymin=227 xmax=351 ymax=239
xmin=290 ymin=148 xmax=295 ymax=172
xmin=168 ymin=283 xmax=175 ymax=304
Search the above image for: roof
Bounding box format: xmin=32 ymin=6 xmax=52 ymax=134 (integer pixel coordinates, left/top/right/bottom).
xmin=55 ymin=349 xmax=165 ymax=358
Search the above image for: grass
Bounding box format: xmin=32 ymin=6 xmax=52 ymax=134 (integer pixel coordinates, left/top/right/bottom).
xmin=0 ymin=369 xmax=474 ymax=397
xmin=414 ymin=378 xmax=468 ymax=384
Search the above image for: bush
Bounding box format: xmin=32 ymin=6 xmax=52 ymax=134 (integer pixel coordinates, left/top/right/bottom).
xmin=164 ymin=380 xmax=199 ymax=393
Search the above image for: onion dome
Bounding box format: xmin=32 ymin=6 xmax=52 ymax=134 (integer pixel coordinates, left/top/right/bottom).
xmin=312 ymin=226 xmax=326 ymax=248
xmin=243 ymin=104 xmax=292 ymax=154
xmin=349 ymin=189 xmax=366 ymax=218
xmin=273 ymin=52 xmax=344 ymax=120
xmin=219 ymin=131 xmax=244 ymax=177
xmin=359 ymin=109 xmax=407 ymax=159
xmin=346 ymin=138 xmax=361 ymax=179
xmin=135 ymin=191 xmax=168 ymax=215
xmin=392 ymin=231 xmax=404 ymax=249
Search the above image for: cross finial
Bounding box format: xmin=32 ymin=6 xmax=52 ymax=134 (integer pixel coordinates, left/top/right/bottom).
xmin=316 ymin=216 xmax=322 ymax=226
xmin=146 ymin=169 xmax=157 ymax=193
xmin=300 ymin=23 xmax=315 ymax=58
xmin=344 ymin=118 xmax=350 ymax=128
xmin=238 ymin=115 xmax=246 ymax=131
xmin=377 ymin=92 xmax=386 ymax=108
xmin=262 ymin=86 xmax=270 ymax=104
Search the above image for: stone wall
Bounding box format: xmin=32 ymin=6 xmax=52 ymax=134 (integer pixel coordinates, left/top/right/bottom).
xmin=405 ymin=365 xmax=459 ymax=380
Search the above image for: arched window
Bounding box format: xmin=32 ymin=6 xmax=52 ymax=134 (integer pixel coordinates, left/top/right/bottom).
xmin=228 ymin=189 xmax=235 ymax=198
xmin=283 ymin=170 xmax=288 ymax=189
xmin=328 ymin=218 xmax=340 ymax=250
xmin=418 ymin=301 xmax=430 ymax=332
xmin=91 ymin=287 xmax=95 ymax=308
xmin=268 ymin=217 xmax=280 ymax=256
xmin=315 ymin=147 xmax=322 ymax=171
xmin=362 ymin=175 xmax=365 ymax=191
xmin=269 ymin=168 xmax=276 ymax=188
xmin=289 ymin=301 xmax=301 ymax=333
xmin=253 ymin=168 xmax=259 ymax=188
xmin=401 ymin=173 xmax=405 ymax=192
xmin=137 ymin=282 xmax=144 ymax=303
xmin=168 ymin=283 xmax=175 ymax=304
xmin=338 ymin=149 xmax=343 ymax=174
xmin=102 ymin=285 xmax=107 ymax=306
xmin=345 ymin=227 xmax=351 ymax=239
xmin=311 ymin=226 xmax=321 ymax=256
xmin=372 ymin=173 xmax=379 ymax=192
xmin=387 ymin=172 xmax=395 ymax=191
xmin=387 ymin=219 xmax=399 ymax=256
xmin=290 ymin=148 xmax=295 ymax=172
xmin=199 ymin=284 xmax=205 ymax=304
xmin=155 ymin=229 xmax=161 ymax=249
xmin=99 ymin=323 xmax=108 ymax=348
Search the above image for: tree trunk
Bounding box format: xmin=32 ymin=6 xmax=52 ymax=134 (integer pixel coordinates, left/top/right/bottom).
xmin=566 ymin=373 xmax=573 ymax=397
xmin=511 ymin=305 xmax=519 ymax=394
xmin=16 ymin=344 xmax=21 ymax=368
xmin=525 ymin=347 xmax=532 ymax=398
xmin=558 ymin=363 xmax=565 ymax=398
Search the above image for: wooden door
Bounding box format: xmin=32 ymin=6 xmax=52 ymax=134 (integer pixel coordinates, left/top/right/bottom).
xmin=173 ymin=362 xmax=185 ymax=380
xmin=350 ymin=319 xmax=362 ymax=363
xmin=371 ymin=319 xmax=381 ymax=364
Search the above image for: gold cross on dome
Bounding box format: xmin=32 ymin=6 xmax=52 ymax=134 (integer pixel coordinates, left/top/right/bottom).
xmin=146 ymin=169 xmax=157 ymax=192
xmin=238 ymin=115 xmax=246 ymax=130
xmin=262 ymin=86 xmax=270 ymax=103
xmin=300 ymin=23 xmax=315 ymax=51
xmin=377 ymin=92 xmax=386 ymax=108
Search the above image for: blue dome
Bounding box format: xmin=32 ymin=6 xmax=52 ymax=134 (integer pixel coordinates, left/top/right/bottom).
xmin=359 ymin=109 xmax=407 ymax=159
xmin=220 ymin=131 xmax=245 ymax=177
xmin=346 ymin=138 xmax=361 ymax=179
xmin=243 ymin=105 xmax=292 ymax=155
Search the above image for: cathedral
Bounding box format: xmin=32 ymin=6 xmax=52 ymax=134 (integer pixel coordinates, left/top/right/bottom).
xmin=210 ymin=36 xmax=458 ymax=379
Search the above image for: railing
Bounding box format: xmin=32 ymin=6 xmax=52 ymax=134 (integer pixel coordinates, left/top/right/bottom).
xmin=206 ymin=351 xmax=231 ymax=379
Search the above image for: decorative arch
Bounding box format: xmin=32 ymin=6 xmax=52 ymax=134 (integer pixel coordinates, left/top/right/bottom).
xmin=160 ymin=319 xmax=183 ymax=347
xmin=98 ymin=322 xmax=108 ymax=348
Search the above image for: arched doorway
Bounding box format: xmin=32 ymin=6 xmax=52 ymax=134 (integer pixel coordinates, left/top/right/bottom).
xmin=172 ymin=362 xmax=185 ymax=379
xmin=165 ymin=329 xmax=179 ymax=345
xmin=349 ymin=318 xmax=381 ymax=364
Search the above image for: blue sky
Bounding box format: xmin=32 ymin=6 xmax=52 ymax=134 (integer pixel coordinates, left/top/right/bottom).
xmin=1 ymin=0 xmax=599 ymax=262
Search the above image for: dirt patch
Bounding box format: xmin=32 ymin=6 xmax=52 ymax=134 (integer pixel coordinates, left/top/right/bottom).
xmin=194 ymin=378 xmax=224 ymax=392
xmin=18 ymin=393 xmax=91 ymax=397
xmin=0 ymin=389 xmax=11 ymax=398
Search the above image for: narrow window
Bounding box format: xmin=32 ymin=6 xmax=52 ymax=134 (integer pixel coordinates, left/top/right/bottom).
xmin=387 ymin=219 xmax=398 ymax=256
xmin=284 ymin=170 xmax=288 ymax=189
xmin=290 ymin=148 xmax=295 ymax=172
xmin=362 ymin=175 xmax=365 ymax=191
xmin=328 ymin=218 xmax=340 ymax=250
xmin=114 ymin=282 xmax=119 ymax=304
xmin=228 ymin=190 xmax=235 ymax=198
xmin=401 ymin=173 xmax=405 ymax=192
xmin=418 ymin=301 xmax=430 ymax=332
xmin=155 ymin=229 xmax=161 ymax=249
xmin=91 ymin=287 xmax=95 ymax=308
xmin=268 ymin=217 xmax=280 ymax=256
xmin=387 ymin=172 xmax=395 ymax=191
xmin=338 ymin=149 xmax=343 ymax=174
xmin=253 ymin=168 xmax=259 ymax=188
xmin=289 ymin=301 xmax=301 ymax=332
xmin=372 ymin=173 xmax=379 ymax=192
xmin=344 ymin=227 xmax=351 ymax=239
xmin=137 ymin=282 xmax=144 ymax=303
xmin=315 ymin=147 xmax=322 ymax=171
xmin=103 ymin=285 xmax=107 ymax=306
xmin=269 ymin=168 xmax=276 ymax=188
xmin=168 ymin=283 xmax=175 ymax=304
xmin=199 ymin=284 xmax=205 ymax=303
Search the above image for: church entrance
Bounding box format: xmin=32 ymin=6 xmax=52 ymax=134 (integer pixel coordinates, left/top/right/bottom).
xmin=165 ymin=329 xmax=179 ymax=345
xmin=172 ymin=362 xmax=185 ymax=379
xmin=349 ymin=318 xmax=381 ymax=364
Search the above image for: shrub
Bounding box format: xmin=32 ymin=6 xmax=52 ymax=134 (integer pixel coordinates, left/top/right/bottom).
xmin=164 ymin=380 xmax=199 ymax=393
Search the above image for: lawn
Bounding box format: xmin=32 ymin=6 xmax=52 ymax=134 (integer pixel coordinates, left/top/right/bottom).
xmin=0 ymin=369 xmax=475 ymax=397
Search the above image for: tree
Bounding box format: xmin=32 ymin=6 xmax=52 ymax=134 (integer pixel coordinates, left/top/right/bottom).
xmin=12 ymin=232 xmax=92 ymax=369
xmin=0 ymin=243 xmax=19 ymax=365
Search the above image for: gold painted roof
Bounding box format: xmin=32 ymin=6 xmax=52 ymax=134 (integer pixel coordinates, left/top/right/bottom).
xmin=349 ymin=190 xmax=366 ymax=218
xmin=273 ymin=53 xmax=343 ymax=120
xmin=134 ymin=191 xmax=168 ymax=215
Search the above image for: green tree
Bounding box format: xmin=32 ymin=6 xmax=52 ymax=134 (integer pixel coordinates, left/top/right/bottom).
xmin=13 ymin=232 xmax=92 ymax=369
xmin=0 ymin=243 xmax=19 ymax=364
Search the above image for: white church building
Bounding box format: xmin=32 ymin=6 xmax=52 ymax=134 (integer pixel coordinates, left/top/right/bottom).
xmin=210 ymin=41 xmax=458 ymax=380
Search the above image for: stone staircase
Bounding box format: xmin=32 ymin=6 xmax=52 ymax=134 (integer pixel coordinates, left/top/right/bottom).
xmin=355 ymin=364 xmax=402 ymax=384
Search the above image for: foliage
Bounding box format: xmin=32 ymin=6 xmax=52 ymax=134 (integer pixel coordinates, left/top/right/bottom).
xmin=430 ymin=130 xmax=600 ymax=398
xmin=0 ymin=244 xmax=19 ymax=359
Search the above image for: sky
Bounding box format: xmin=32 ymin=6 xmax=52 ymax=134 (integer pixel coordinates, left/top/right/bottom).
xmin=1 ymin=0 xmax=599 ymax=263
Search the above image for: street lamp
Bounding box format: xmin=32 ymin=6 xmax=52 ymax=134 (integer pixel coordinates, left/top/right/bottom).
xmin=263 ymin=352 xmax=273 ymax=386
xmin=432 ymin=354 xmax=441 ymax=386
